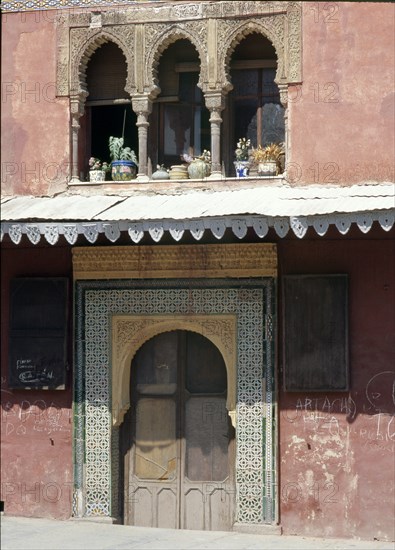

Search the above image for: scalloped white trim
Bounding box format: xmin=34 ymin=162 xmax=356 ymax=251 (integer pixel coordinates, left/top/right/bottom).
xmin=1 ymin=210 xmax=394 ymax=245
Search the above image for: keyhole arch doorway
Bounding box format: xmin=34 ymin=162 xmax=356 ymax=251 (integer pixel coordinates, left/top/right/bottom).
xmin=119 ymin=329 xmax=236 ymax=530
xmin=111 ymin=315 xmax=238 ymax=429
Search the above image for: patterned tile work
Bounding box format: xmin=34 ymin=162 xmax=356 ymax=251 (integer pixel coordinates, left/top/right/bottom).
xmin=74 ymin=279 xmax=276 ymax=524
xmin=2 ymin=0 xmax=140 ymax=13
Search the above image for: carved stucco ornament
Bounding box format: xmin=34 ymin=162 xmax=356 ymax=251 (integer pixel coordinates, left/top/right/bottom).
xmin=56 ymin=1 xmax=302 ymax=181
xmin=112 ymin=315 xmax=237 ymax=427
xmin=57 ymin=2 xmax=302 ymax=99
xmin=144 ymin=21 xmax=209 ymax=97
xmin=69 ymin=26 xmax=136 ymax=97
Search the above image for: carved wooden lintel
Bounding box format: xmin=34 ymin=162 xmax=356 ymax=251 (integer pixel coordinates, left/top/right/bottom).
xmin=72 ymin=243 xmax=278 ymax=280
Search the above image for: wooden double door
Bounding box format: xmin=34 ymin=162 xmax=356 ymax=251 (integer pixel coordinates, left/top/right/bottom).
xmin=121 ymin=330 xmax=235 ymax=530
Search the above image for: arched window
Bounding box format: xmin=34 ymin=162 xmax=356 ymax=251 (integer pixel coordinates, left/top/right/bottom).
xmin=150 ymin=39 xmax=210 ymax=168
xmin=80 ymin=42 xmax=137 ymax=180
xmin=224 ymin=33 xmax=285 ymax=175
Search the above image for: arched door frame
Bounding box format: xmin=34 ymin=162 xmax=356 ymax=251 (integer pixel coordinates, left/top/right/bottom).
xmin=112 ymin=315 xmax=237 ymax=428
xmin=73 ymin=243 xmax=278 ymax=530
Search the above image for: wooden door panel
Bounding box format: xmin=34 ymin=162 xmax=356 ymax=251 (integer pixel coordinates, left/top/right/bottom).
xmin=183 ymin=488 xmax=205 ymax=530
xmin=124 ymin=330 xmax=234 ymax=530
xmin=129 ymin=484 xmax=178 ymax=528
xmin=135 ymin=331 xmax=178 ymax=395
xmin=185 ymin=333 xmax=227 ymax=394
xmin=208 ymin=488 xmax=234 ymax=531
xmin=132 ymin=487 xmax=152 ymax=527
xmin=157 ymin=487 xmax=178 ymax=529
xmin=185 ymin=396 xmax=229 ymax=482
xmin=135 ymin=398 xmax=177 ymax=481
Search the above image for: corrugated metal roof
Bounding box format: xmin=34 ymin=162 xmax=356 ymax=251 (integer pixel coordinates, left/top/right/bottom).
xmin=0 ymin=195 xmax=125 ymax=221
xmin=1 ymin=183 xmax=394 ymax=222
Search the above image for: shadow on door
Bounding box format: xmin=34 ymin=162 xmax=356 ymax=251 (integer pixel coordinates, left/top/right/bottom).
xmin=119 ymin=330 xmax=235 ymax=530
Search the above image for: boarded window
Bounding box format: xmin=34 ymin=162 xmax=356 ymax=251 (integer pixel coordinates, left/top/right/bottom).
xmin=8 ymin=278 xmax=69 ymax=389
xmin=282 ymin=275 xmax=349 ymax=391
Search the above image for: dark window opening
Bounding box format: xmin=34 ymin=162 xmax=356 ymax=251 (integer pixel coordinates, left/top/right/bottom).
xmin=82 ymin=42 xmax=137 ymax=180
xmin=158 ymin=72 xmax=210 ymax=167
xmin=89 ymin=105 xmax=137 ymax=172
xmin=153 ymin=39 xmax=210 ymax=169
xmin=231 ymin=68 xmax=283 ymax=149
xmin=224 ymin=33 xmax=284 ymax=176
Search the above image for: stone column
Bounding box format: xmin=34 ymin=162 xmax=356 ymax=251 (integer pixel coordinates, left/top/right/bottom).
xmin=204 ymin=92 xmax=226 ymax=179
xmin=69 ymin=95 xmax=86 ymax=184
xmin=278 ymin=83 xmax=288 ymax=174
xmin=132 ymin=95 xmax=152 ymax=182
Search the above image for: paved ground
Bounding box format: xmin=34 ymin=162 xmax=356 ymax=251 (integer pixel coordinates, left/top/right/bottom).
xmin=1 ymin=516 xmax=394 ymax=550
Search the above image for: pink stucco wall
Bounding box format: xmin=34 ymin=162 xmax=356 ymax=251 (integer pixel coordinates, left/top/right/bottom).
xmin=1 ymin=2 xmax=394 ymax=194
xmin=288 ymin=2 xmax=395 ymax=184
xmin=1 ymin=243 xmax=73 ymax=519
xmin=277 ymin=227 xmax=395 ymax=541
xmin=1 ymin=229 xmax=394 ymax=539
xmin=1 ymin=11 xmax=70 ymax=196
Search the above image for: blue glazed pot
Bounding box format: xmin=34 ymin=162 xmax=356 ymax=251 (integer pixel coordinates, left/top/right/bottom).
xmin=111 ymin=160 xmax=137 ymax=181
xmin=234 ymin=160 xmax=250 ymax=178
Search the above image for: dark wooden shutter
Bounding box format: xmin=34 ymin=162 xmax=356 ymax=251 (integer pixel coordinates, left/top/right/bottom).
xmin=282 ymin=274 xmax=349 ymax=391
xmin=8 ymin=278 xmax=69 ymax=389
xmin=86 ymin=42 xmax=128 ymax=101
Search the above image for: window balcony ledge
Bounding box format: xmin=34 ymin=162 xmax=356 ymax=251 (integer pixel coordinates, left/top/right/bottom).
xmin=68 ymin=174 xmax=287 ymax=195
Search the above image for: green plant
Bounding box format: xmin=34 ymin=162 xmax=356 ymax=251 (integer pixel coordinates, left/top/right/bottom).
xmin=108 ymin=137 xmax=138 ymax=163
xmin=88 ymin=157 xmax=110 ymax=172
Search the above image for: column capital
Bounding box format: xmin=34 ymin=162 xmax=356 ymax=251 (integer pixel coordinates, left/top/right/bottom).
xmin=70 ymin=94 xmax=87 ymax=123
xmin=204 ymin=91 xmax=226 ymax=113
xmin=131 ymin=95 xmax=153 ymax=117
xmin=278 ymin=84 xmax=288 ymax=107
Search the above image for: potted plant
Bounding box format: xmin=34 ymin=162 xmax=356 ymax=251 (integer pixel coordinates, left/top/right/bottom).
xmin=181 ymin=150 xmax=211 ymax=180
xmin=251 ymin=142 xmax=284 ymax=176
xmin=88 ymin=157 xmax=110 ymax=183
xmin=109 ymin=136 xmax=138 ymax=181
xmin=234 ymin=137 xmax=251 ymax=177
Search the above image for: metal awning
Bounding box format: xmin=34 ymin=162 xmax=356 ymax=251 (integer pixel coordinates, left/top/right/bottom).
xmin=1 ymin=183 xmax=394 ymax=244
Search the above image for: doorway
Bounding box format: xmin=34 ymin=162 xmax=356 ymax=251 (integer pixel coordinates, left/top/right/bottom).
xmin=120 ymin=330 xmax=235 ymax=530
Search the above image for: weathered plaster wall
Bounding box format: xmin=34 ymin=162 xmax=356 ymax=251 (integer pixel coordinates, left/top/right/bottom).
xmin=2 ymin=3 xmax=394 ymax=195
xmin=288 ymin=2 xmax=395 ymax=184
xmin=1 ymin=229 xmax=393 ymax=537
xmin=1 ymin=11 xmax=70 ymax=196
xmin=0 ymin=243 xmax=73 ymax=518
xmin=278 ymin=227 xmax=395 ymax=541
